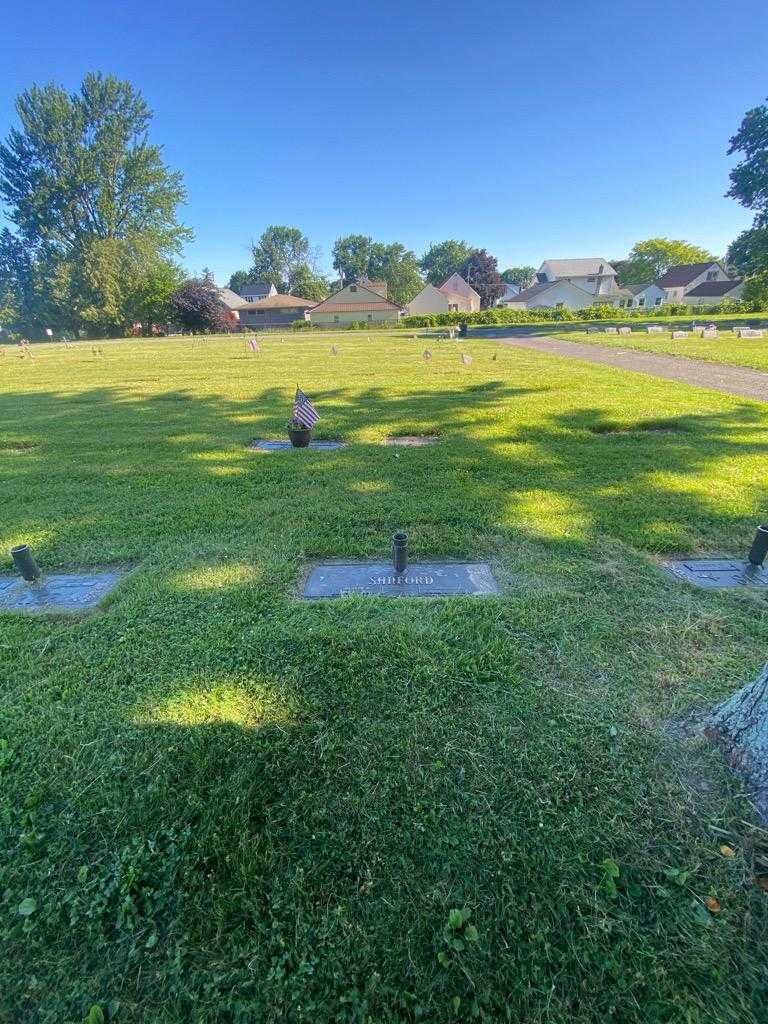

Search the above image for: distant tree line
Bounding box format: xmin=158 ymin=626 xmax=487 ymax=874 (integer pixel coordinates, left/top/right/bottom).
xmin=3 ymin=73 xmax=768 ymax=338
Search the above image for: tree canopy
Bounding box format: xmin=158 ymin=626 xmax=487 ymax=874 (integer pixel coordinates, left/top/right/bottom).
xmin=615 ymin=238 xmax=716 ymax=285
xmin=171 ymin=279 xmax=232 ymax=333
xmin=460 ymin=249 xmax=504 ymax=308
xmin=332 ymin=235 xmax=423 ymax=306
xmin=727 ymin=98 xmax=768 ymax=227
xmin=0 ymin=73 xmax=190 ymax=336
xmin=501 ymin=266 xmax=536 ymax=289
xmin=420 ymin=240 xmax=475 ymax=286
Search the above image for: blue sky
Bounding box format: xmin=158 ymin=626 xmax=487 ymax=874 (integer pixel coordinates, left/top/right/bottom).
xmin=2 ymin=0 xmax=767 ymax=285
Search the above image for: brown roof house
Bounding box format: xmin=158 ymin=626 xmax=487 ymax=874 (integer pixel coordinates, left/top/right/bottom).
xmin=309 ymin=280 xmax=402 ymax=327
xmin=406 ymin=274 xmax=481 ymax=315
xmin=238 ymin=294 xmax=315 ymax=327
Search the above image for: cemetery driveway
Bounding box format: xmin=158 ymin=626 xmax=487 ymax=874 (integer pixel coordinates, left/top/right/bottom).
xmin=486 ymin=332 xmax=768 ymax=402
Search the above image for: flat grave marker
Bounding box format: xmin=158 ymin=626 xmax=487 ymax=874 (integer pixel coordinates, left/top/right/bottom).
xmin=618 ymin=327 xmax=631 ymax=335
xmin=383 ymin=435 xmax=441 ymax=447
xmin=0 ymin=569 xmax=126 ymax=613
xmin=248 ymin=439 xmax=346 ymax=452
xmin=303 ymin=562 xmax=499 ymax=599
xmin=662 ymin=558 xmax=768 ymax=590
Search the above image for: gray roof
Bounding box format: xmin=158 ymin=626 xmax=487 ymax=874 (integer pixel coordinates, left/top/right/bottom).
xmin=686 ymin=279 xmax=743 ymax=297
xmin=508 ymin=281 xmax=562 ymax=303
xmin=657 ymin=262 xmax=719 ymax=287
xmin=625 ymin=282 xmax=658 ymax=295
xmin=541 ymin=258 xmax=617 ymax=278
xmin=217 ymin=287 xmax=247 ymax=309
xmin=240 ymin=282 xmax=275 ymax=297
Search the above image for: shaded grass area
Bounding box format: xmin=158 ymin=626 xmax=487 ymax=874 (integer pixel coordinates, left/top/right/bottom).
xmin=1 ymin=334 xmax=767 ymax=1023
xmin=552 ymin=329 xmax=768 ymax=372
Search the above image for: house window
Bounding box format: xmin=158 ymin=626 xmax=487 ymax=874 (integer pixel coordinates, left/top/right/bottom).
xmin=587 ymin=276 xmax=596 ymax=283
xmin=638 ymin=297 xmax=645 ymax=307
xmin=334 ymin=315 xmax=339 ymax=323
xmin=367 ymin=314 xmax=373 ymax=320
xmin=448 ymin=303 xmax=458 ymax=312
xmin=555 ymin=302 xmax=564 ymax=309
xmin=655 ymin=297 xmax=662 ymax=306
xmin=256 ymin=310 xmax=265 ymax=315
xmin=350 ymin=285 xmax=357 ymax=292
xmin=706 ymin=270 xmax=718 ymax=280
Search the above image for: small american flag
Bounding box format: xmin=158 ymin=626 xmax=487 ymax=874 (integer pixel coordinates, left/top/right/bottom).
xmin=461 ymin=353 xmax=472 ymax=366
xmin=248 ymin=338 xmax=261 ymax=353
xmin=293 ymin=387 xmax=319 ymax=428
xmin=422 ymin=349 xmax=432 ymax=361
xmin=330 ymin=344 xmax=339 ymax=355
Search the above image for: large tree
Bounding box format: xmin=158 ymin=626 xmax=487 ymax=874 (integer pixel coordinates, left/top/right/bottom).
xmin=171 ymin=279 xmax=232 ymax=333
xmin=726 ymin=227 xmax=768 ymax=277
xmin=460 ymin=249 xmax=504 ymax=308
xmin=727 ymin=98 xmax=768 ymax=226
xmin=501 ymin=265 xmax=536 ymax=289
xmin=617 ymin=239 xmax=715 ymax=285
xmin=289 ymin=264 xmax=329 ymax=302
xmin=0 ymin=73 xmax=190 ymax=335
xmin=332 ymin=235 xmax=423 ymax=305
xmin=420 ymin=240 xmax=475 ymax=286
xmin=249 ymin=225 xmax=312 ymax=293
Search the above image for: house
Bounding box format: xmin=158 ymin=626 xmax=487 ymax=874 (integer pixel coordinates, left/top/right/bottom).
xmin=624 ymin=282 xmax=667 ymax=309
xmin=215 ymin=287 xmax=248 ymax=322
xmin=439 ymin=274 xmax=481 ymax=311
xmin=496 ymin=283 xmax=521 ymax=307
xmin=656 ymin=262 xmax=731 ymax=303
xmin=238 ymin=294 xmax=315 ymax=327
xmin=506 ymin=279 xmax=596 ymax=310
xmin=536 ymin=258 xmax=621 ymax=299
xmin=309 ymin=281 xmax=402 ymax=326
xmin=406 ymin=274 xmax=481 ymax=315
xmin=239 ymin=282 xmax=277 ymax=302
xmin=684 ymin=278 xmax=744 ymax=306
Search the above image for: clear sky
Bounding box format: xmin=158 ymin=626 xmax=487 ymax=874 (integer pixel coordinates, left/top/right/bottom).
xmin=2 ymin=0 xmax=767 ymax=285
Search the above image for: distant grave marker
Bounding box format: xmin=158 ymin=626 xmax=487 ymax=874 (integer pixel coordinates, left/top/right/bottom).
xmin=662 ymin=559 xmax=768 ymax=590
xmin=618 ymin=327 xmax=631 ymax=335
xmin=383 ymin=435 xmax=441 ymax=447
xmin=605 ymin=327 xmax=618 ymax=334
xmin=1 ymin=545 xmax=126 ymax=613
xmin=248 ymin=439 xmax=346 ymax=452
xmin=672 ymin=330 xmax=689 ymax=339
xmin=646 ymin=326 xmax=664 ymax=334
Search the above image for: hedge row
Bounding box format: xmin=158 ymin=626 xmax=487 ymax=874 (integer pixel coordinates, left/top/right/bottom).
xmin=399 ymin=300 xmax=764 ymax=329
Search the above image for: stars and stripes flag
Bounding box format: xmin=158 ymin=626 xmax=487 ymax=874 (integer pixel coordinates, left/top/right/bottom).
xmin=422 ymin=349 xmax=432 ymax=361
xmin=461 ymin=353 xmax=473 ymax=366
xmin=293 ymin=387 xmax=319 ymax=428
xmin=248 ymin=338 xmax=261 ymax=353
xmin=330 ymin=344 xmax=339 ymax=355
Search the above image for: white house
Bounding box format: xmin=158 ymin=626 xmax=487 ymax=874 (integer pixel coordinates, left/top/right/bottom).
xmin=406 ymin=274 xmax=480 ymax=315
xmin=496 ymin=283 xmax=521 ymax=307
xmin=506 ymin=279 xmax=596 ymax=310
xmin=656 ymin=262 xmax=731 ymax=303
xmin=309 ymin=281 xmax=402 ymax=326
xmin=536 ymin=258 xmax=621 ymax=299
xmin=624 ymin=282 xmax=667 ymax=310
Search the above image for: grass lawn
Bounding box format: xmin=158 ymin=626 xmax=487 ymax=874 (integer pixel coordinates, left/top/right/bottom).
xmin=1 ymin=332 xmax=767 ymax=1023
xmin=551 ymin=329 xmax=768 ymax=373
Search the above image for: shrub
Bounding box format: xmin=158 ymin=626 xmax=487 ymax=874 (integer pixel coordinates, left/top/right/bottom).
xmin=291 ymin=319 xmax=311 ymax=330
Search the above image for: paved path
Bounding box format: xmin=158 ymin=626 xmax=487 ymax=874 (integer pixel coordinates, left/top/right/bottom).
xmin=484 ymin=333 xmax=768 ymax=403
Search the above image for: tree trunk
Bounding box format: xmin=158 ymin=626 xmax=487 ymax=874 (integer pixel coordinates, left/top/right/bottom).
xmin=705 ymin=663 xmax=768 ymax=816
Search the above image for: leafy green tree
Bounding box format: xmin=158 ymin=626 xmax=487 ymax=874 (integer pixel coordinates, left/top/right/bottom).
xmin=460 ymin=249 xmax=504 ymax=308
xmin=617 ymin=238 xmax=715 ymax=285
xmin=728 ymin=98 xmax=768 ymax=226
xmin=228 ymin=270 xmax=254 ymax=295
xmin=0 ymin=73 xmax=190 ymax=335
xmin=726 ymin=227 xmax=768 ymax=277
xmin=368 ymin=242 xmax=423 ymax=306
xmin=332 ymin=234 xmax=373 ymax=284
xmin=0 ymin=73 xmax=190 ymax=259
xmin=289 ymin=264 xmax=329 ymax=302
xmin=501 ymin=266 xmax=536 ymax=289
xmin=249 ymin=226 xmax=313 ymax=293
xmin=420 ymin=240 xmax=475 ymax=286
xmin=126 ymin=258 xmax=185 ymax=328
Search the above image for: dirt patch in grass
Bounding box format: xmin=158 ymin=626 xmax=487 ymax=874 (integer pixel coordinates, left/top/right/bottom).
xmin=383 ymin=434 xmax=442 ymax=446
xmin=0 ymin=440 xmax=39 ymax=453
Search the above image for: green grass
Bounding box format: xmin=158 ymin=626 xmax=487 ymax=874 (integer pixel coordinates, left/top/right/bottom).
xmin=551 ymin=328 xmax=768 ymax=372
xmin=1 ymin=333 xmax=767 ymax=1023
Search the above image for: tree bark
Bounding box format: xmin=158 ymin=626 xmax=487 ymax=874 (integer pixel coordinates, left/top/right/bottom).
xmin=705 ymin=663 xmax=768 ymax=816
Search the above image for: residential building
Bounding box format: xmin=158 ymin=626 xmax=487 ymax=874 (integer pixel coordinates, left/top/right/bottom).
xmin=656 ymin=262 xmax=731 ymax=303
xmin=309 ymin=281 xmax=402 ymax=326
xmin=684 ymin=278 xmax=744 ymax=306
xmin=506 ymin=279 xmax=596 ymax=310
xmin=439 ymin=274 xmax=481 ymax=311
xmin=624 ymin=282 xmax=666 ymax=309
xmin=536 ymin=258 xmax=621 ymax=298
xmin=238 ymin=294 xmax=315 ymax=327
xmin=215 ymin=287 xmax=247 ymax=322
xmin=240 ymin=282 xmax=278 ymax=302
xmin=406 ymin=274 xmax=481 ymax=315
xmin=496 ymin=283 xmax=521 ymax=307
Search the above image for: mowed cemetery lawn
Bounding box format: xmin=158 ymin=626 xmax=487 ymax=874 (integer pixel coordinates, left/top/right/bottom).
xmin=552 ymin=328 xmax=768 ymax=373
xmin=2 ymin=333 xmax=768 ymax=1024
